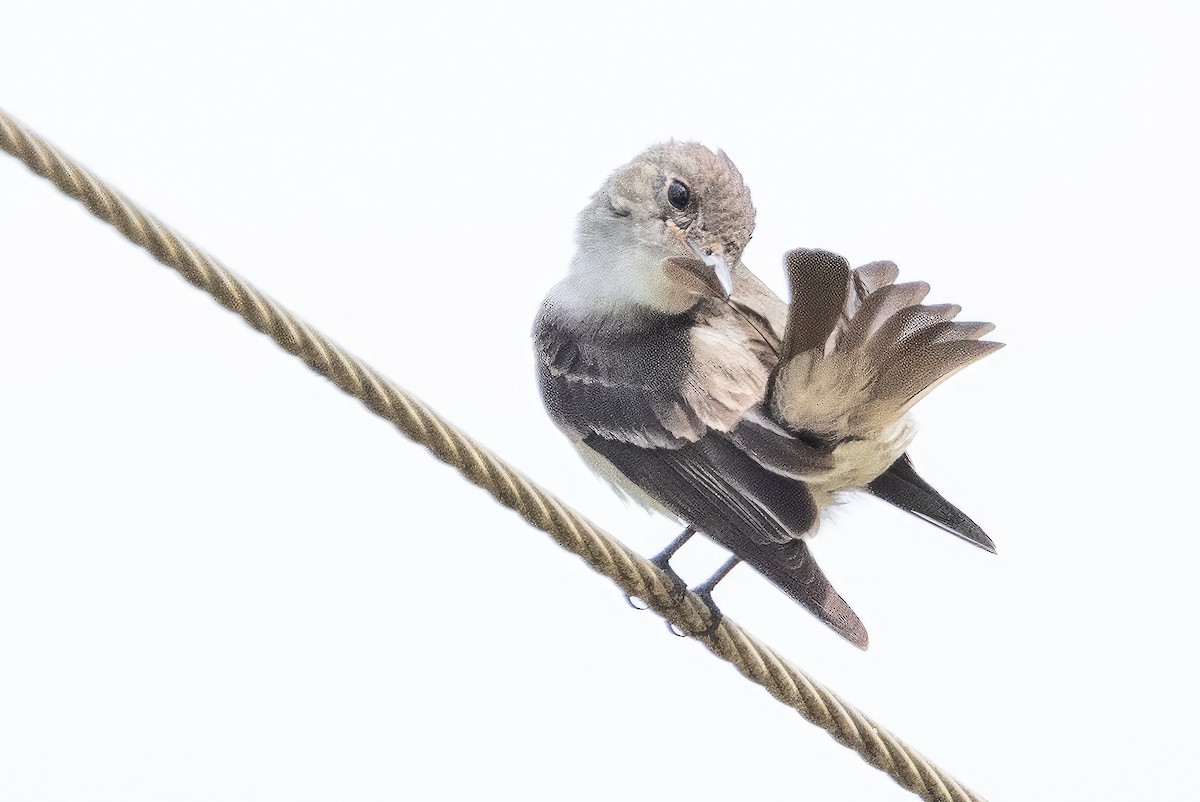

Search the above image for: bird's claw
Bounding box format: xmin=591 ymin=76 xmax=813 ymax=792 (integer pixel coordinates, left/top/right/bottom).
xmin=650 ymin=553 xmax=689 ymax=603
xmin=664 ymin=583 xmax=724 ymax=638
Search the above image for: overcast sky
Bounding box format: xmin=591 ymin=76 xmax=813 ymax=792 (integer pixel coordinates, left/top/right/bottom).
xmin=2 ymin=2 xmax=1198 ymax=800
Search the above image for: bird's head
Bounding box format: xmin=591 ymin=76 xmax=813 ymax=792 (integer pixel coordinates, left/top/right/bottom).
xmin=570 ymin=142 xmax=757 ymax=315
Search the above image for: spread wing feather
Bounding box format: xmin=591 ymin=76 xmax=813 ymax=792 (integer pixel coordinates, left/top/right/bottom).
xmin=770 ymin=248 xmax=1004 ymax=443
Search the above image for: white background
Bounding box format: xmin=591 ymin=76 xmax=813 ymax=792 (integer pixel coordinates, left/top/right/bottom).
xmin=1 ymin=2 xmax=1197 ymax=799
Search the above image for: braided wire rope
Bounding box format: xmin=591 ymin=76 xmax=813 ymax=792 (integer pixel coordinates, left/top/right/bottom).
xmin=0 ymin=108 xmax=985 ymax=802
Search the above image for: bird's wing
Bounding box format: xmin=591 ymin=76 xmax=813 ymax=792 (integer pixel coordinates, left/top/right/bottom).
xmin=534 ymin=305 xmax=867 ymax=647
xmin=536 ymin=307 xmax=738 ymax=447
xmin=760 ymin=249 xmax=1000 ymax=550
xmin=583 ymin=434 xmax=867 ymax=648
xmin=771 ymin=248 xmax=1003 ymax=443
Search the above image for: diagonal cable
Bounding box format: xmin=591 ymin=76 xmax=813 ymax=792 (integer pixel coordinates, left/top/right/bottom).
xmin=0 ymin=107 xmax=985 ymax=802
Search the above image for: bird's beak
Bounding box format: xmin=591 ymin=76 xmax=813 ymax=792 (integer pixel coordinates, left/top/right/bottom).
xmin=690 ymin=244 xmax=734 ymax=298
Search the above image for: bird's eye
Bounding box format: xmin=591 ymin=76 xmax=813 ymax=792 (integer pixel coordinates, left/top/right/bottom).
xmin=667 ymin=179 xmax=691 ymax=210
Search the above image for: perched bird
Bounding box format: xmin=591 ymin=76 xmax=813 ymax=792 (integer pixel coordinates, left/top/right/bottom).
xmin=532 ymin=143 xmax=1001 ymax=648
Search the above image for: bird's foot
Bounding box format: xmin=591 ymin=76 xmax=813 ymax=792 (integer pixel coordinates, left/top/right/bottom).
xmin=626 ymin=555 xmax=687 ymax=609
xmin=626 ymin=526 xmax=696 ymax=609
xmin=665 ymin=556 xmax=740 ymax=638
xmin=650 ymin=552 xmax=689 ymax=602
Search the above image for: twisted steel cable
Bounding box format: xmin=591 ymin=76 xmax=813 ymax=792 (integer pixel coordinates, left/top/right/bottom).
xmin=0 ymin=107 xmax=985 ymax=802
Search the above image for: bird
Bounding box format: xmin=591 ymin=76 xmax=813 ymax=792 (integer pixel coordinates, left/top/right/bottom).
xmin=532 ymin=142 xmax=1002 ymax=648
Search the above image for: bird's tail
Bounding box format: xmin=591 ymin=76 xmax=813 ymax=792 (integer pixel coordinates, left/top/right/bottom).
xmin=767 ymin=249 xmax=1002 ymax=485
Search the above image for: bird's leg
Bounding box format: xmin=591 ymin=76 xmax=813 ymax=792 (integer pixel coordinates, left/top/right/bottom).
xmin=665 ymin=556 xmax=742 ymax=638
xmin=651 ymin=525 xmax=695 ymax=598
xmin=694 ymin=556 xmax=741 ymax=599
xmin=651 ymin=525 xmax=695 ymax=571
xmin=628 ymin=526 xmax=695 ymax=610
xmin=692 ymin=556 xmax=741 ymax=629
